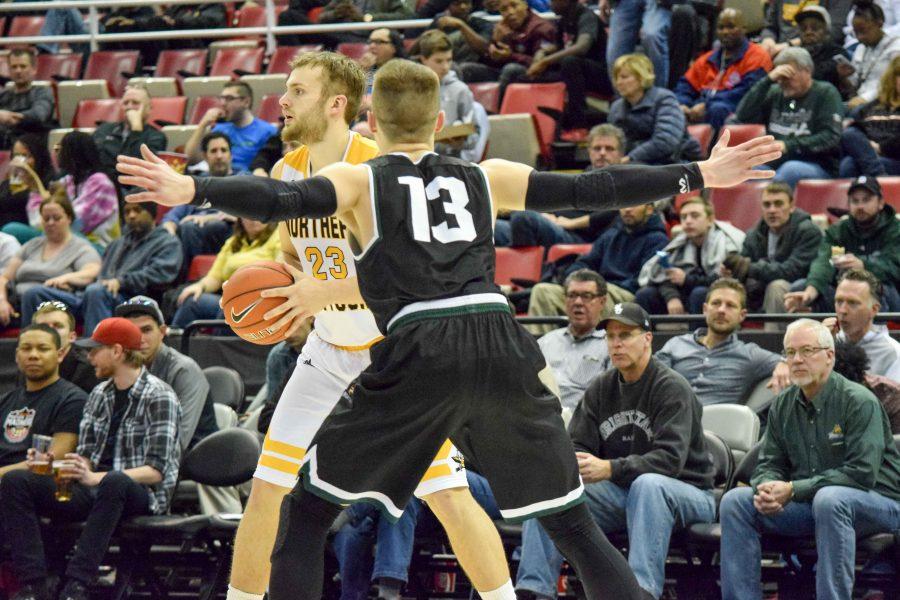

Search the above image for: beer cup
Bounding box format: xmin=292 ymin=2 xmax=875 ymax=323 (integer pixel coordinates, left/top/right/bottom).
xmin=30 ymin=435 xmax=53 ymax=475
xmin=53 ymin=460 xmax=74 ymax=502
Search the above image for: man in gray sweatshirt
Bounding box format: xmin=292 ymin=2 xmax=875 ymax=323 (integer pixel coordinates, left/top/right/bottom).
xmin=515 ymin=302 xmax=716 ymax=600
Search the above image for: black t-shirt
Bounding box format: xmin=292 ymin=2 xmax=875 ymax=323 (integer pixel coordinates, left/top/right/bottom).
xmin=557 ymin=4 xmax=605 ymax=61
xmin=0 ymin=378 xmax=86 ymax=467
xmin=98 ymin=386 xmax=131 ymax=471
xmin=59 ymin=348 xmax=101 ymax=395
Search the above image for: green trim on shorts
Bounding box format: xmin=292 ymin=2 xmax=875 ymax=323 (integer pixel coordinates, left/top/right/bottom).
xmin=387 ymin=302 xmax=512 ymax=334
xmin=298 ymin=463 xmax=404 ymax=524
xmin=501 ymin=490 xmax=586 ymax=524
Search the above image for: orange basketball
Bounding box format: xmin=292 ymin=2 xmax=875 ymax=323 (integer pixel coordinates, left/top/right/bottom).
xmin=222 ymin=261 xmax=294 ymax=345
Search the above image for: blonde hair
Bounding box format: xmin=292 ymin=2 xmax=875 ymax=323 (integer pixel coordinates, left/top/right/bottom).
xmin=612 ymin=53 xmax=655 ymax=90
xmin=290 ymin=51 xmax=367 ymax=125
xmin=372 ymin=59 xmax=440 ymax=142
xmin=416 ymin=29 xmax=453 ymax=58
xmin=680 ymin=196 xmax=715 ymax=219
xmin=878 ymin=55 xmax=900 ymax=109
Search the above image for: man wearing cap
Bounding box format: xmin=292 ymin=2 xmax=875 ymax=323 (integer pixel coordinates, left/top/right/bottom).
xmin=759 ymin=0 xmax=852 ymax=56
xmin=785 ymin=175 xmax=900 ymax=313
xmin=515 ymin=302 xmax=715 ymax=600
xmin=0 ymin=317 xmax=181 ymax=600
xmin=794 ymin=5 xmax=850 ymax=90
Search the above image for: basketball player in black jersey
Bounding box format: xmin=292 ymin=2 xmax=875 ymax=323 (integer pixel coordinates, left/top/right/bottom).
xmin=118 ymin=59 xmax=781 ymax=600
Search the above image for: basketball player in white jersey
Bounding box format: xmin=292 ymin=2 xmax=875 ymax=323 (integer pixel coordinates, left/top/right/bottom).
xmin=225 ymin=51 xmax=516 ymax=600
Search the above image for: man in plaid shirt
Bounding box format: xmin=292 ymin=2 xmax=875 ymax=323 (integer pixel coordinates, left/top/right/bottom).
xmin=0 ymin=317 xmax=181 ymax=600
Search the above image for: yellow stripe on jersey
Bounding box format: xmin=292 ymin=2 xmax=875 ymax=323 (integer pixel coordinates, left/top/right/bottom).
xmin=259 ymin=453 xmax=303 ymax=476
xmin=263 ymin=433 xmax=307 ymax=460
xmin=421 ymin=463 xmax=453 ymax=481
xmin=433 ymin=439 xmax=455 ymax=461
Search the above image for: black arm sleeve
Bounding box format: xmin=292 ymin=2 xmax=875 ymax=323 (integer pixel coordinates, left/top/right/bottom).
xmin=191 ymin=175 xmax=338 ymax=222
xmin=524 ymin=163 xmax=704 ymax=212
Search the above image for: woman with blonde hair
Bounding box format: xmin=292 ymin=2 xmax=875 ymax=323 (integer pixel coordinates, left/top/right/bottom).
xmin=607 ymin=53 xmax=702 ymax=165
xmin=840 ymin=54 xmax=900 ymax=177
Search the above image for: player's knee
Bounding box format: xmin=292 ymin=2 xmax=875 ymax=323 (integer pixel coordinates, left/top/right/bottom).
xmin=422 ymin=486 xmax=473 ymax=522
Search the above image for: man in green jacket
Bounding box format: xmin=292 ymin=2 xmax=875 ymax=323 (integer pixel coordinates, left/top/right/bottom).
xmin=91 ymin=84 xmax=167 ymax=172
xmin=719 ymin=318 xmax=900 ymax=600
xmin=785 ymin=175 xmax=900 ymax=312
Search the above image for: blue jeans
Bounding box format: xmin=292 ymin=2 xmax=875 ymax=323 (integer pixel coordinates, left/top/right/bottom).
xmin=720 ymin=485 xmax=900 ymax=600
xmin=39 ymin=8 xmax=88 ymax=54
xmin=516 ymin=474 xmax=716 ymax=599
xmin=634 ymin=284 xmax=708 ymax=314
xmin=20 ymin=283 xmax=124 ymax=335
xmin=171 ymin=292 xmax=223 ymax=329
xmin=840 ymin=126 xmax=887 ymax=178
xmin=509 ymin=210 xmax=583 ymax=248
xmin=608 ymin=0 xmax=672 ymax=88
xmin=494 ymin=219 xmax=512 ymax=247
xmin=773 ymin=160 xmax=831 ymax=189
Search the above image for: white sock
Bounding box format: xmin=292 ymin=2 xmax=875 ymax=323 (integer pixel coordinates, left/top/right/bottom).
xmin=226 ymin=584 xmax=265 ymax=600
xmin=479 ymin=579 xmax=516 ymax=600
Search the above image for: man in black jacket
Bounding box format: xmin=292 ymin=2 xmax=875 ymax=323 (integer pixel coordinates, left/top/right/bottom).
xmin=92 ymin=84 xmax=167 ymax=172
xmin=515 ymin=303 xmax=716 ymax=600
xmin=720 ymin=182 xmax=822 ymax=325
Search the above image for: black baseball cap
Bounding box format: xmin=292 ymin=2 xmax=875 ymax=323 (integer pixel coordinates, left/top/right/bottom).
xmin=848 ymin=175 xmax=882 ymax=198
xmin=598 ymin=302 xmax=651 ymax=331
xmin=114 ymin=295 xmax=165 ymax=325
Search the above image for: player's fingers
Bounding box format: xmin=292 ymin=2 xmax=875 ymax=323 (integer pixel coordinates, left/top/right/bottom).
xmin=733 ymin=134 xmax=775 ymax=152
xmin=116 ymin=159 xmax=155 ymax=179
xmin=712 ymin=129 xmax=730 ymax=152
xmin=746 ymin=169 xmax=776 ymax=180
xmin=123 ymin=191 xmax=158 ymax=204
xmin=263 ymin=301 xmax=295 ymax=321
xmin=118 ymin=175 xmax=156 ymax=190
xmin=261 ymin=283 xmax=297 ymax=299
xmin=268 ymin=308 xmax=302 ymax=333
xmin=140 ymin=143 xmax=168 ymax=165
xmin=283 ymin=262 xmax=304 ymax=280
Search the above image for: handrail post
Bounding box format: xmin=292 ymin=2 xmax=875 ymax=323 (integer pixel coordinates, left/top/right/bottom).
xmin=264 ymin=0 xmax=276 ymax=56
xmin=87 ymin=4 xmax=100 ymax=52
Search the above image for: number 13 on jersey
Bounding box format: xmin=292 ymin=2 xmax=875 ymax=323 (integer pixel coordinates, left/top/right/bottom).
xmin=398 ymin=175 xmax=477 ymax=244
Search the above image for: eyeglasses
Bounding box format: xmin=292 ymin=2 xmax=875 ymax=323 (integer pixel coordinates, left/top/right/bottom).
xmin=782 ymin=346 xmax=829 ymax=360
xmin=368 ymin=39 xmax=392 ymax=45
xmin=36 ymin=300 xmax=69 ymax=313
xmin=565 ymin=292 xmax=602 ymax=301
xmin=218 ymin=94 xmax=245 ymax=103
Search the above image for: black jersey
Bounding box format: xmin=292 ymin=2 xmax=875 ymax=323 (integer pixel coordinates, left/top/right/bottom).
xmin=355 ymin=152 xmax=500 ymax=332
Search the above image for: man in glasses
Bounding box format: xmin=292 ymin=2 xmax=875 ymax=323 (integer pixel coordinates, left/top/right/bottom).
xmin=31 ymin=301 xmax=99 ymax=394
xmin=184 ymin=81 xmax=278 ymax=173
xmin=719 ymin=317 xmax=900 ymax=600
xmin=92 ymin=83 xmax=167 ymax=172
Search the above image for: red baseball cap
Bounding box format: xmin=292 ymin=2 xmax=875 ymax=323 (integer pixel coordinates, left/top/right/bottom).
xmin=74 ymin=317 xmax=142 ymax=350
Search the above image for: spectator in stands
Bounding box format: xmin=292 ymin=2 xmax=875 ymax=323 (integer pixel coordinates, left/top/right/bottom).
xmin=92 ymin=84 xmax=167 ymax=172
xmin=720 ymin=182 xmax=822 ymax=319
xmin=185 ymin=82 xmax=278 ymax=173
xmin=0 ymin=233 xmax=20 ymax=270
xmin=841 ymin=0 xmax=900 ymax=109
xmin=833 ymin=339 xmax=900 ymax=434
xmin=0 ymin=193 xmax=101 ymax=329
xmin=655 ymin=279 xmax=789 ymax=406
xmin=31 ymin=301 xmax=100 ymax=394
xmin=734 ymin=47 xmax=844 ymax=188
xmin=609 ymin=53 xmax=702 ymax=165
xmin=318 ymin=0 xmax=413 ymax=45
xmin=276 ymin=0 xmax=326 ymax=46
xmin=0 ymin=134 xmax=54 ymax=244
xmin=359 ymin=28 xmax=407 ymax=88
xmin=171 ymin=218 xmax=279 ymax=329
xmin=760 ymin=0 xmax=853 ymax=55
xmin=840 ymin=55 xmax=900 ymax=177
xmin=600 ymin=0 xmax=671 ymax=90
xmin=55 ymin=132 xmax=121 ymax=250
xmin=785 ymin=176 xmax=900 ymax=313
xmin=39 ymin=8 xmax=89 ymax=55
xmin=637 ymin=197 xmax=745 ymax=315
xmin=796 ymin=5 xmax=849 ymax=91
xmin=114 ymin=296 xmax=212 ymax=452
xmin=516 ymin=302 xmax=716 ymax=600
xmin=526 ymin=202 xmax=668 ymax=332
xmin=503 ymin=0 xmax=610 ymax=138
xmin=0 ymin=48 xmax=55 ymax=151
xmin=0 ymin=317 xmax=181 ymax=600
xmin=719 ymin=317 xmax=900 ymax=600
xmin=428 ymin=0 xmax=495 ymax=66
xmin=0 ymin=325 xmax=84 ymax=479
xmin=495 ymin=124 xmax=623 ymax=249
xmin=24 ymin=202 xmax=182 ymax=335
xmin=674 ymin=9 xmax=772 ymax=130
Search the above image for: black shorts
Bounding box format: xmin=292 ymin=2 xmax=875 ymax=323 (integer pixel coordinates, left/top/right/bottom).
xmin=297 ymin=295 xmax=584 ymax=523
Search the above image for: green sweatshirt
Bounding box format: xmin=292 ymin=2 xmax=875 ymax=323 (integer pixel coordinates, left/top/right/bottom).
xmin=734 ymin=77 xmax=844 ymax=175
xmin=752 ymin=372 xmax=900 ymax=502
xmin=806 ymin=205 xmax=900 ymax=295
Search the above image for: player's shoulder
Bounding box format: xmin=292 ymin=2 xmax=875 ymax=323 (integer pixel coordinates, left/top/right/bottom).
xmin=348 ymin=132 xmax=379 ymax=163
xmin=282 ymin=145 xmax=310 ymax=169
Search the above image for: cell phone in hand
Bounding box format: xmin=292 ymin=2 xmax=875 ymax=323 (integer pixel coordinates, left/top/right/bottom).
xmin=833 ymin=54 xmax=854 ymax=69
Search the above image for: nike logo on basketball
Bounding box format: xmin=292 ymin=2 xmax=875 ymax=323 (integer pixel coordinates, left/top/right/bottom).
xmin=231 ymin=299 xmax=262 ymax=324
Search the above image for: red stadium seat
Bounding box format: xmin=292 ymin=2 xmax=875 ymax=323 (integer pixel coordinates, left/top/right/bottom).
xmin=35 ymin=53 xmax=83 ymax=81
xmin=72 ymin=98 xmax=121 ymax=128
xmin=156 ymin=49 xmax=208 ymax=92
xmin=709 ymin=181 xmax=768 ymax=231
xmin=84 ymin=50 xmax=140 ymax=97
xmin=794 ymin=178 xmax=851 ymax=218
xmin=308 ymin=6 xmax=324 ymax=22
xmin=468 ymin=82 xmax=500 ymax=114
xmin=0 ymin=17 xmax=6 ymax=36
xmin=500 ymin=82 xmax=566 ymax=162
xmin=187 ymin=96 xmax=220 ymax=125
xmin=494 ymin=246 xmax=543 ymax=287
xmin=336 ymin=43 xmax=368 ymax=61
xmin=149 ymin=96 xmax=188 ymax=126
xmin=0 ymin=151 xmax=10 ymax=182
xmin=267 ymin=45 xmax=322 ymax=74
xmin=718 ymin=123 xmax=766 ymax=147
xmin=687 ymin=123 xmax=713 ymax=159
xmin=188 ymin=255 xmax=217 ymax=281
xmin=879 ymin=176 xmax=900 ymax=211
xmin=235 ymin=5 xmax=267 ymax=28
xmin=546 ymin=243 xmax=592 ymax=263
xmin=8 ymin=15 xmax=45 ymax=37
xmin=210 ymin=47 xmax=265 ymax=77
xmin=257 ymin=93 xmax=282 ymax=124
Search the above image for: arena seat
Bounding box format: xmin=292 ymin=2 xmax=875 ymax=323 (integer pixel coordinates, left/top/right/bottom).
xmin=149 ymin=96 xmax=188 ymax=126
xmin=0 ymin=151 xmax=10 ymax=182
xmin=267 ymin=45 xmax=323 ymax=74
xmin=210 ymin=47 xmax=265 ymax=77
xmin=687 ymin=123 xmax=713 ymax=158
xmin=240 ymin=74 xmax=287 ymax=111
xmin=485 ymin=113 xmax=541 ymax=167
xmin=879 ymin=176 xmax=900 ymax=211
xmin=57 ymin=80 xmax=109 ymax=128
xmin=155 ymin=48 xmax=208 ymax=92
xmin=794 ymin=178 xmax=850 ymax=218
xmin=161 ymin=124 xmax=199 ymax=151
xmin=500 ymin=82 xmax=566 ymax=163
xmin=701 ymin=404 xmax=760 ymax=466
xmin=8 ymin=15 xmax=45 ymax=37
xmin=181 ymin=76 xmax=231 ymax=105
xmin=186 ymin=95 xmax=219 ymax=125
xmin=188 ymin=254 xmax=217 ymax=281
xmin=36 ymin=53 xmax=82 ymax=81
xmin=719 ymin=123 xmax=766 ymax=147
xmin=546 ymin=243 xmax=592 ymax=263
xmin=235 ymin=4 xmax=267 ymax=29
xmin=709 ymin=180 xmax=767 ymax=231
xmin=203 ymin=366 xmax=245 ymax=411
xmin=72 ymin=98 xmax=121 ymax=128
xmin=468 ymin=82 xmax=500 ymax=114
xmin=127 ymin=76 xmax=179 ymax=98
xmin=84 ymin=50 xmax=140 ymax=97
xmin=494 ymin=246 xmax=543 ymax=287
xmin=336 ymin=42 xmax=368 ymax=61
xmin=257 ymin=93 xmax=282 ymax=124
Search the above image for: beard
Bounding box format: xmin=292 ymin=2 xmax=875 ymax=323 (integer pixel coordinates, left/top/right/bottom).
xmin=282 ymin=109 xmax=328 ymax=145
xmin=790 ymin=372 xmax=813 ymax=387
xmin=707 ymin=320 xmax=738 ymax=336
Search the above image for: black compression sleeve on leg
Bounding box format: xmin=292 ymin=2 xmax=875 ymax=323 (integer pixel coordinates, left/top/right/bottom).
xmin=538 ymin=503 xmax=644 ymax=600
xmin=524 ymin=163 xmax=704 ymax=213
xmin=190 ymin=174 xmax=338 ymax=223
xmin=268 ymin=486 xmax=344 ymax=600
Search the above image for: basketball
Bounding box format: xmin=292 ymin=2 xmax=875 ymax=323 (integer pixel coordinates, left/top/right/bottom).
xmin=222 ymin=260 xmax=294 ymax=345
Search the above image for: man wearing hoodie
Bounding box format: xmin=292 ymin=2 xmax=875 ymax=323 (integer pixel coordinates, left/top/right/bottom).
xmin=786 ymin=176 xmax=900 ymax=313
xmin=526 ymin=201 xmax=669 ymax=334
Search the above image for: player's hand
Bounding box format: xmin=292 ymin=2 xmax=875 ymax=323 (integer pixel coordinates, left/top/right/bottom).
xmin=575 ymin=452 xmax=611 ymax=483
xmin=259 ymin=263 xmax=331 ymax=337
xmin=117 ymin=144 xmax=196 ymax=206
xmin=697 ymin=130 xmax=781 ymax=188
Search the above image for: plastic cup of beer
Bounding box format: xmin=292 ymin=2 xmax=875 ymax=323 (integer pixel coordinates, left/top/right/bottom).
xmin=30 ymin=434 xmax=53 ymax=475
xmin=53 ymin=460 xmax=73 ymax=502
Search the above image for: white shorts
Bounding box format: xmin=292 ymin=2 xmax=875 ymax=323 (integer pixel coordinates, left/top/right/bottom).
xmin=254 ymin=332 xmax=468 ymax=497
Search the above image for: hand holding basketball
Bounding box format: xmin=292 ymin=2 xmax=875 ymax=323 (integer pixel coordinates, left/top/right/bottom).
xmin=260 ymin=263 xmax=331 ymax=338
xmin=222 ymin=261 xmax=295 ymax=345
